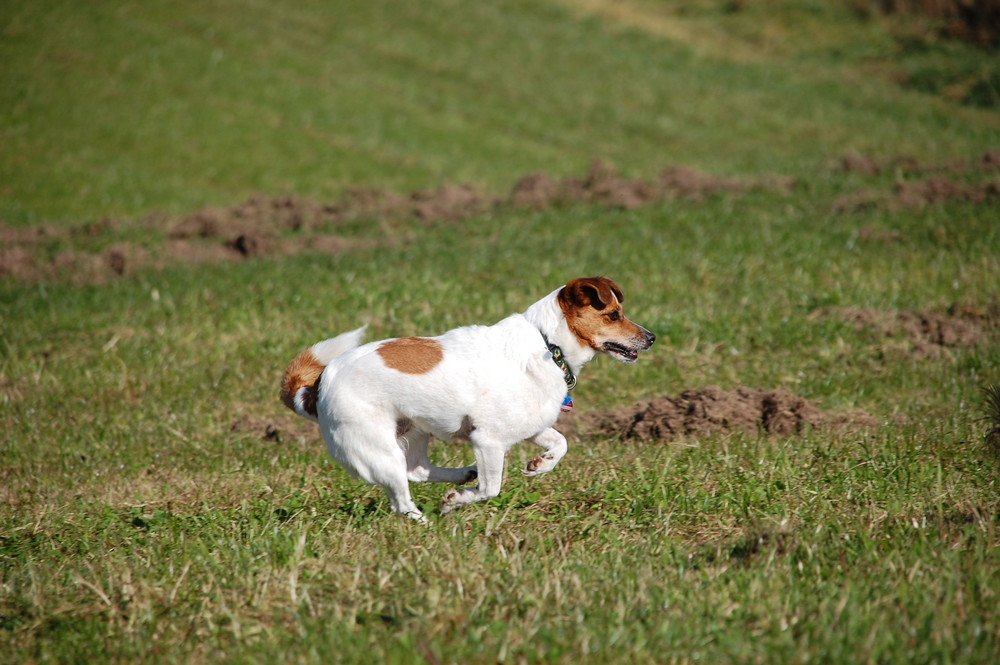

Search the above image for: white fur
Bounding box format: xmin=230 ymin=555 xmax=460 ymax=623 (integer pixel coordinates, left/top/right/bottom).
xmin=311 ymin=325 xmax=367 ymax=364
xmin=297 ymin=283 xmax=651 ymax=522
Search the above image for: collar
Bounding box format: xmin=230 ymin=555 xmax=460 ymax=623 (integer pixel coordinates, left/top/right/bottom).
xmin=541 ymin=334 xmax=577 ymax=391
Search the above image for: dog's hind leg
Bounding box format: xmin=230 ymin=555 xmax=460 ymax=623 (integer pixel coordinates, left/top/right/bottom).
xmin=400 ymin=427 xmax=478 ymax=485
xmin=382 ymin=475 xmax=427 ymax=524
xmin=329 ymin=421 xmax=427 ymax=523
xmin=523 ymin=427 xmax=568 ymax=476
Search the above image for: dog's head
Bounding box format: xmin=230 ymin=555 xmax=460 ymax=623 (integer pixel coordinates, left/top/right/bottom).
xmin=557 ymin=276 xmax=655 ymax=362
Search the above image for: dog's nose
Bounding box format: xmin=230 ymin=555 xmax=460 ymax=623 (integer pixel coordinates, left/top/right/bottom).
xmin=643 ymin=328 xmax=656 ymax=346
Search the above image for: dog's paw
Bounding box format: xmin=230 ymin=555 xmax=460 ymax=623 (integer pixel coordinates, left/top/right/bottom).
xmin=523 ymin=453 xmax=556 ymax=476
xmin=404 ymin=511 xmax=429 ymax=525
xmin=440 ymin=488 xmax=462 ymax=514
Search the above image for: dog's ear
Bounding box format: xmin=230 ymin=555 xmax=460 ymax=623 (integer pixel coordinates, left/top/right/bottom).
xmin=560 ymin=276 xmax=624 ymax=311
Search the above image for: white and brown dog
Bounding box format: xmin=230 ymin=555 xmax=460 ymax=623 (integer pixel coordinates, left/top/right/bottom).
xmin=280 ymin=276 xmax=654 ymax=522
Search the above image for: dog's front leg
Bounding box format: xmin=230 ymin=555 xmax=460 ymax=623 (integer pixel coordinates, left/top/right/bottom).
xmin=440 ymin=440 xmax=505 ymax=514
xmin=523 ymin=428 xmax=567 ymax=476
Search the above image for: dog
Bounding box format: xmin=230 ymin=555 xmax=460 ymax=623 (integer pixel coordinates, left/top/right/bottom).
xmin=279 ymin=276 xmax=655 ymax=522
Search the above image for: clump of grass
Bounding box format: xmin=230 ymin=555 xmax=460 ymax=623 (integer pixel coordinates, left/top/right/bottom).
xmin=982 ymin=384 xmax=1000 ymax=455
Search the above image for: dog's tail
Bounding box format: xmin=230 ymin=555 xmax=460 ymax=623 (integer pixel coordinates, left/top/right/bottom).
xmin=279 ymin=326 xmax=366 ymax=421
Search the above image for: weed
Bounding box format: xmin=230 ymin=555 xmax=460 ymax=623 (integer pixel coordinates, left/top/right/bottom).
xmin=982 ymin=384 xmax=1000 ymax=456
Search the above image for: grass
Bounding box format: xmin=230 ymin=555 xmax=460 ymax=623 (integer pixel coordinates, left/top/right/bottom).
xmin=3 ymin=1 xmax=1000 ymax=663
xmin=2 ymin=0 xmax=998 ymax=223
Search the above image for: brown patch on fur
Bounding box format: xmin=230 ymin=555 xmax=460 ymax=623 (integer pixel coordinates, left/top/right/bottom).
xmin=377 ymin=337 xmax=444 ymax=374
xmin=558 ymin=276 xmax=647 ymax=351
xmin=562 ymin=275 xmax=624 ymax=309
xmin=525 ymin=453 xmax=555 ymax=473
xmin=280 ymin=348 xmax=326 ymax=417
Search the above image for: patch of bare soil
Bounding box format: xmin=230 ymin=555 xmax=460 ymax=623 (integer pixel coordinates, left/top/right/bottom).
xmin=876 ymin=0 xmax=1000 ymax=47
xmin=510 ymin=160 xmax=794 ymax=210
xmin=561 ymin=386 xmax=878 ymax=442
xmin=168 ymin=194 xmax=324 ymax=239
xmin=815 ymin=302 xmax=1000 ymax=357
xmin=4 ymin=152 xmax=995 ymax=283
xmin=0 ymin=247 xmax=41 ymax=282
xmin=229 ymin=412 xmax=319 ymax=446
xmin=1 ymin=161 xmax=793 ymax=284
xmin=170 ymin=160 xmax=789 ymax=236
xmin=834 ymin=149 xmax=1000 ymax=212
xmin=0 ymin=218 xmax=368 ymax=285
xmin=892 ymin=177 xmax=1000 ymax=207
xmin=841 ymin=149 xmax=1000 ymax=176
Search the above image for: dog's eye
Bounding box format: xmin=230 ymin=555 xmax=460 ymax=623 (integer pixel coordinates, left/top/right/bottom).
xmin=606 ymin=310 xmax=621 ymax=322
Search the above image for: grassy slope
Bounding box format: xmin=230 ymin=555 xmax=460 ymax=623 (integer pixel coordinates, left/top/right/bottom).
xmin=1 ymin=0 xmax=997 ymax=223
xmin=2 ymin=1 xmax=1000 ymax=664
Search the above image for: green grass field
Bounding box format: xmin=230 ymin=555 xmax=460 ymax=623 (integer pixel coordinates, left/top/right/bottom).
xmin=2 ymin=1 xmax=999 ymax=663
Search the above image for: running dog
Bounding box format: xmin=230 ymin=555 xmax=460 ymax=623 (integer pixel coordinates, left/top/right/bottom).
xmin=280 ymin=276 xmax=655 ymax=522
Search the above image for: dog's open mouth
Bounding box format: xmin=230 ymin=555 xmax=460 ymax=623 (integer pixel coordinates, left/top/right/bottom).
xmin=603 ymin=342 xmax=640 ymax=363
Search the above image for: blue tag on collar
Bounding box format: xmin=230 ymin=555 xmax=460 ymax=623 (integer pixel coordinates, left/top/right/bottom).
xmin=561 ymin=394 xmax=574 ymax=412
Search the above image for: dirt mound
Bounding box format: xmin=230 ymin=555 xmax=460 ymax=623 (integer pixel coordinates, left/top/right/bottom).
xmin=167 ymin=160 xmax=786 ymax=236
xmin=4 ymin=152 xmax=995 ymax=284
xmin=0 ymin=239 xmax=160 ymax=285
xmin=169 ymin=194 xmax=325 ymax=239
xmin=166 ymin=160 xmax=793 ymax=247
xmin=510 ymin=160 xmax=793 ymax=210
xmin=893 ymin=177 xmax=1000 ymax=207
xmin=834 ymin=178 xmax=999 ymax=212
xmin=0 ymin=247 xmax=41 ymax=282
xmin=877 ymin=1 xmax=1000 ymax=47
xmin=0 ymin=217 xmax=367 ymax=285
xmin=229 ymin=412 xmax=319 ymax=446
xmin=1 ymin=161 xmax=796 ymax=285
xmin=840 ymin=149 xmax=1000 ymax=176
xmin=816 ymin=302 xmax=999 ymax=357
xmin=563 ymin=386 xmax=877 ymax=442
xmin=834 ymin=150 xmax=1000 ymax=212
